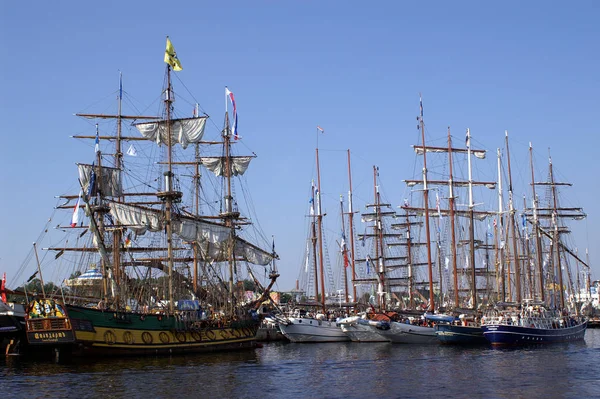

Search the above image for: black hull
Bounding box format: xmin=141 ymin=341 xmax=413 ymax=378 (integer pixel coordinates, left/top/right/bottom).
xmin=481 ymin=321 xmax=587 ymax=346
xmin=435 ymin=324 xmax=487 ymax=345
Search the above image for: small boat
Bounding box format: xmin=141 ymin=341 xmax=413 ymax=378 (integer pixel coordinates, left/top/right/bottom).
xmin=375 ymin=314 xmax=439 ymax=344
xmin=275 ymin=310 xmax=349 ymax=343
xmin=431 ymin=314 xmax=487 ymax=345
xmin=338 ymin=315 xmax=390 ymax=343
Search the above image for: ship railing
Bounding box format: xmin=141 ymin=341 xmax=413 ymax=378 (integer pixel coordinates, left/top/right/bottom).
xmin=26 ymin=317 xmax=72 ymax=332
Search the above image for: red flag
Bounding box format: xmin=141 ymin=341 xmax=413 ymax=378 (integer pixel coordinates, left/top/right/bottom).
xmin=1 ymin=272 xmax=6 ymax=303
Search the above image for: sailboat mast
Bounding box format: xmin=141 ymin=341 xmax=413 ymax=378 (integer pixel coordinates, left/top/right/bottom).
xmin=496 ymin=148 xmax=506 ymax=301
xmin=113 ymin=72 xmax=123 ymax=288
xmin=505 ymin=132 xmax=522 ymax=303
xmin=419 ymin=96 xmax=435 ymax=312
xmin=529 ymin=143 xmax=545 ymax=302
xmin=447 ymin=127 xmax=459 ymax=308
xmin=224 ymin=113 xmax=236 ymax=312
xmin=347 ymin=150 xmax=357 ymax=305
xmin=340 ymin=196 xmax=349 ymax=303
xmin=374 ymin=166 xmax=386 ymax=310
xmin=316 ymin=149 xmax=326 ymax=312
xmin=549 ymin=156 xmax=565 ymax=309
xmin=310 ymin=182 xmax=320 ymax=303
xmin=164 ymin=64 xmax=176 ymax=313
xmin=523 ymin=194 xmax=534 ymax=299
xmin=466 ymin=128 xmax=477 ymax=310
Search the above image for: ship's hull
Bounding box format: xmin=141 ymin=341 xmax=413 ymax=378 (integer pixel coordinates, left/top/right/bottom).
xmin=481 ymin=320 xmax=587 ymax=346
xmin=25 ymin=304 xmax=260 ymax=358
xmin=435 ymin=324 xmax=487 ymax=345
xmin=377 ymin=321 xmax=438 ymax=344
xmin=278 ymin=317 xmax=350 ymax=343
xmin=338 ymin=316 xmax=389 ymax=342
xmin=1 ymin=301 xmax=26 ymax=353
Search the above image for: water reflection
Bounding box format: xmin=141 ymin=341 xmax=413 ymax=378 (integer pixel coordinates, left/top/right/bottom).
xmin=2 ymin=331 xmax=600 ymax=398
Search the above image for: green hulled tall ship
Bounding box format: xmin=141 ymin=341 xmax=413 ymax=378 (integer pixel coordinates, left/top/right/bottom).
xmin=23 ymin=37 xmax=278 ymax=358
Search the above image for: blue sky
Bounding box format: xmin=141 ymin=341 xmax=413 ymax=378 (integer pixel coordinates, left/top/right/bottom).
xmin=1 ymin=1 xmax=598 ymax=292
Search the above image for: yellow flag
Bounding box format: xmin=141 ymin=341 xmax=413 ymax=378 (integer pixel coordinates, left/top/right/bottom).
xmin=164 ymin=37 xmax=183 ymax=71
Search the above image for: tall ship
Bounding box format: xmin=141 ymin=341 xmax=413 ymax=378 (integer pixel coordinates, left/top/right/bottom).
xmin=480 ymin=143 xmax=588 ymax=345
xmin=276 ymin=143 xmax=350 ymax=343
xmin=20 ymin=37 xmax=278 ymax=358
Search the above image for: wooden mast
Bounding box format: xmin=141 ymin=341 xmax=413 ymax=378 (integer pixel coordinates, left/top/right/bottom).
xmin=505 ymin=131 xmax=522 ymax=303
xmin=164 ymin=62 xmax=176 ymax=313
xmin=346 ymin=150 xmax=358 ymax=306
xmin=316 ymin=148 xmax=327 ymax=312
xmin=496 ymin=148 xmax=506 ymax=302
xmin=548 ymin=156 xmax=565 ymax=309
xmin=419 ymin=95 xmax=435 ymax=312
xmin=310 ymin=181 xmax=320 ymax=304
xmin=447 ymin=127 xmax=459 ymax=308
xmin=466 ymin=128 xmax=477 ymax=310
xmin=339 ymin=196 xmax=349 ymax=303
xmin=529 ymin=143 xmax=545 ymax=302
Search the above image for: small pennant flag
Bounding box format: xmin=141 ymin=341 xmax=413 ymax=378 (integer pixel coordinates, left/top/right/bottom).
xmin=316 ymin=125 xmax=324 ymax=133
xmin=164 ymin=37 xmax=183 ymax=71
xmin=1 ymin=272 xmax=6 ymax=303
xmin=124 ymin=233 xmax=132 ymax=248
xmin=225 ymin=87 xmax=238 ymax=140
xmin=126 ymin=144 xmax=137 ymax=156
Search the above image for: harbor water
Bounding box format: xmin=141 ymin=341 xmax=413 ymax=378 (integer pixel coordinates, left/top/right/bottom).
xmin=2 ymin=329 xmax=600 ymax=398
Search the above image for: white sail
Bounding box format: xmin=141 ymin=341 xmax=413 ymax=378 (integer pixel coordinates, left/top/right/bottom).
xmin=109 ymin=202 xmax=163 ymax=234
xmin=200 ymin=156 xmax=253 ymax=177
xmin=413 ymin=146 xmax=486 ymax=159
xmin=109 ymin=202 xmax=274 ymax=265
xmin=135 ymin=117 xmax=207 ymax=149
xmin=78 ymin=163 xmax=122 ymax=197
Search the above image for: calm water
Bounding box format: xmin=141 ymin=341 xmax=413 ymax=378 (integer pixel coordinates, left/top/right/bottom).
xmin=2 ymin=330 xmax=600 ymax=399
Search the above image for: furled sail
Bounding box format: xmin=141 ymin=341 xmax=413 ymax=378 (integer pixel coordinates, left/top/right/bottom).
xmin=109 ymin=202 xmax=274 ymax=265
xmin=200 ymin=156 xmax=253 ymax=177
xmin=78 ymin=163 xmax=123 ymax=197
xmin=134 ymin=117 xmax=207 ymax=149
xmin=413 ymin=145 xmax=486 ymax=159
xmin=109 ymin=202 xmax=163 ymax=234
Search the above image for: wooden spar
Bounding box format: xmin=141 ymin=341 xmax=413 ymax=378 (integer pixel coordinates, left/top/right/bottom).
xmin=466 ymin=128 xmax=477 ymax=310
xmin=32 ymin=243 xmax=46 ymax=298
xmin=529 ymin=143 xmax=545 ymax=302
xmin=523 ymin=195 xmax=534 ymax=299
xmin=496 ymin=148 xmax=506 ymax=301
xmin=374 ymin=166 xmax=387 ymax=310
xmin=316 ymin=148 xmax=326 ymax=313
xmin=419 ymin=96 xmax=435 ymax=312
xmin=193 ymin=142 xmax=200 ymax=292
xmin=447 ymin=127 xmax=459 ymax=308
xmin=549 ymin=156 xmax=566 ymax=309
xmin=404 ymin=209 xmax=414 ymax=309
xmin=76 ymin=113 xmax=160 ymax=119
xmin=505 ymin=131 xmax=522 ymax=303
xmin=347 ymin=150 xmax=358 ymax=306
xmin=112 ymin=72 xmax=123 ymax=289
xmin=339 ymin=196 xmax=349 ymax=303
xmin=311 ymin=182 xmax=320 ymax=303
xmin=164 ymin=62 xmax=175 ymax=313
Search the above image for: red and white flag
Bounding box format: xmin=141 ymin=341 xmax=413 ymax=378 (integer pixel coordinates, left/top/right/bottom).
xmin=225 ymin=87 xmax=238 ymax=140
xmin=71 ymin=191 xmax=82 ymax=227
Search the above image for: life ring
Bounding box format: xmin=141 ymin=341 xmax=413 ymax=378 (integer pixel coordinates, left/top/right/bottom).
xmin=104 ymin=330 xmax=117 ymax=345
xmin=159 ymin=332 xmax=170 ymax=344
xmin=191 ymin=331 xmax=202 ymax=342
xmin=123 ymin=331 xmax=134 ymax=344
xmin=157 ymin=315 xmax=163 ymax=322
xmin=175 ymin=331 xmax=186 ymax=343
xmin=140 ymin=315 xmax=146 ymax=322
xmin=142 ymin=332 xmax=153 ymax=344
xmin=205 ymin=330 xmax=216 ymax=341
